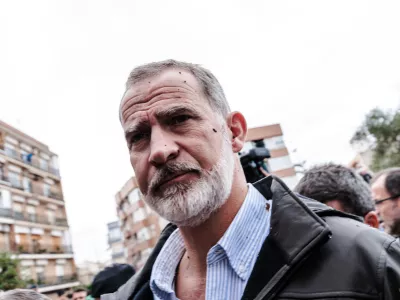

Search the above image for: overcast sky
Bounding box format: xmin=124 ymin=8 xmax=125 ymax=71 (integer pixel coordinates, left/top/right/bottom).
xmin=1 ymin=0 xmax=399 ymax=263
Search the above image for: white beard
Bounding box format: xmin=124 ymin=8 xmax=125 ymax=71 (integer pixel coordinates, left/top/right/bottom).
xmin=143 ymin=137 xmax=235 ymax=227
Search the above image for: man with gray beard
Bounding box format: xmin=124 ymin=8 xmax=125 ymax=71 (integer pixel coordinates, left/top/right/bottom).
xmin=103 ymin=60 xmax=400 ymax=300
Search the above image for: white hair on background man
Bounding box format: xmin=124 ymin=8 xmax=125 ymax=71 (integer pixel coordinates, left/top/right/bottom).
xmin=0 ymin=289 xmax=50 ymax=300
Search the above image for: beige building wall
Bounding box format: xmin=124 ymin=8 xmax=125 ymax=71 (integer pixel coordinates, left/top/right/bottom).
xmin=245 ymin=124 xmax=298 ymax=188
xmin=0 ymin=120 xmax=79 ymax=295
xmin=115 ymin=178 xmax=166 ymax=270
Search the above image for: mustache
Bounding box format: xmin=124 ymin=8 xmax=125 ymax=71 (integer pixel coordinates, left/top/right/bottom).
xmin=149 ymin=162 xmax=202 ymax=193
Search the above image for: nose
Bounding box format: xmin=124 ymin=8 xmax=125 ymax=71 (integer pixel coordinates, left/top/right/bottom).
xmin=149 ymin=128 xmax=179 ymax=167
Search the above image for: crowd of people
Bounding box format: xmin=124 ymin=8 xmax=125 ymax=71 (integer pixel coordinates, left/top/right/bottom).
xmin=1 ymin=59 xmax=399 ymax=299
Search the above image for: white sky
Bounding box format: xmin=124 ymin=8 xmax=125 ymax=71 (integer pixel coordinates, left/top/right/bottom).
xmin=1 ymin=0 xmax=399 ymax=263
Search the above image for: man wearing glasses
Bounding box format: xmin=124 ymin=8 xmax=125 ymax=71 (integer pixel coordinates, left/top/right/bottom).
xmin=371 ymin=168 xmax=400 ymax=236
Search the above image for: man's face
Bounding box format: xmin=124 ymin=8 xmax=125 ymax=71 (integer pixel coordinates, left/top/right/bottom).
xmin=120 ymin=69 xmax=236 ymax=226
xmin=371 ymin=175 xmax=400 ymax=234
xmin=72 ymin=291 xmax=87 ymax=300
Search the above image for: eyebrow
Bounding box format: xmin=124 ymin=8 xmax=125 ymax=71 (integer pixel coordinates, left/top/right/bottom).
xmin=124 ymin=119 xmax=149 ymax=140
xmin=154 ymin=105 xmax=199 ymax=120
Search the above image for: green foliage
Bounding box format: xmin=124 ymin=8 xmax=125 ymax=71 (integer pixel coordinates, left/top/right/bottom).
xmin=0 ymin=252 xmax=25 ymax=290
xmin=351 ymin=107 xmax=400 ymax=171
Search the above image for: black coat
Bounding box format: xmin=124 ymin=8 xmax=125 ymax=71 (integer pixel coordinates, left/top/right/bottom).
xmin=102 ymin=176 xmax=400 ymax=300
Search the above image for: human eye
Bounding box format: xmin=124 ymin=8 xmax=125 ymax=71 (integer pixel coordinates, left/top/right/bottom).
xmin=129 ymin=132 xmax=150 ymax=148
xmin=169 ymin=115 xmax=192 ymax=125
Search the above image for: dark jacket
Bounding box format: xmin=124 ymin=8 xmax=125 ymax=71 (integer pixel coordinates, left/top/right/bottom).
xmin=102 ymin=176 xmax=400 ymax=300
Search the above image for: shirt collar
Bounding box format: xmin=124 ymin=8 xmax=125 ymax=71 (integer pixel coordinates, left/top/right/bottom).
xmin=150 ymin=183 xmax=272 ymax=292
xmin=150 ymin=228 xmax=185 ymax=296
xmin=214 ymin=184 xmax=272 ymax=281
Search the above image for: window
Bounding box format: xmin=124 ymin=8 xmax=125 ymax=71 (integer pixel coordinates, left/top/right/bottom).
xmin=109 ymin=227 xmax=121 ymax=241
xmin=13 ymin=203 xmax=22 ymax=212
xmin=43 ymin=183 xmax=50 ymax=197
xmin=47 ymin=210 xmax=55 ymax=224
xmin=40 ymin=158 xmax=48 ymax=171
xmin=8 ymin=172 xmax=21 ymax=188
xmin=128 ymin=188 xmax=141 ymax=205
xmin=0 ymin=232 xmax=10 ymax=251
xmin=267 ymin=155 xmax=293 ymax=172
xmin=133 ymin=208 xmax=146 ymax=223
xmin=23 ymin=177 xmax=31 ymax=193
xmin=0 ymin=190 xmax=11 ymax=208
xmin=27 ymin=206 xmax=36 ymax=222
xmin=141 ymin=248 xmax=153 ymax=257
xmin=56 ymin=265 xmax=64 ymax=283
xmin=137 ymin=227 xmax=150 ymax=242
xmin=20 ymin=266 xmax=31 ymax=281
xmin=263 ymin=136 xmax=286 ymax=150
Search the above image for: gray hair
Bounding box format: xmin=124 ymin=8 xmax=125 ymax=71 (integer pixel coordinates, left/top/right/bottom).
xmin=294 ymin=163 xmax=374 ymax=217
xmin=0 ymin=289 xmax=50 ymax=300
xmin=120 ymin=59 xmax=231 ymax=121
xmin=371 ymin=167 xmax=400 ymax=198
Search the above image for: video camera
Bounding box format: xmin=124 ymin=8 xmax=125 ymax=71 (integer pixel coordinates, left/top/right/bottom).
xmin=240 ymin=140 xmax=271 ymax=183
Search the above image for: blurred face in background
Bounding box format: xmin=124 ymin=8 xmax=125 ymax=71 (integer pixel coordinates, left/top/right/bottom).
xmin=72 ymin=291 xmax=87 ymax=300
xmin=371 ymin=175 xmax=400 ymax=235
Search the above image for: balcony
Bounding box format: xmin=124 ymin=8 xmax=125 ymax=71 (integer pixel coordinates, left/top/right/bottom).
xmin=111 ymin=250 xmax=125 ymax=259
xmin=31 ymin=185 xmax=64 ymax=202
xmin=49 ymin=191 xmax=63 ymax=201
xmin=2 ymin=147 xmax=60 ymax=177
xmin=108 ymin=236 xmax=122 ymax=244
xmin=0 ymin=174 xmax=11 ymax=185
xmin=5 ymin=211 xmax=68 ymax=227
xmin=9 ymin=179 xmax=24 ymax=191
xmin=0 ymin=207 xmax=13 ymax=218
xmin=14 ymin=242 xmax=74 ymax=254
xmin=36 ymin=274 xmax=78 ymax=287
xmin=55 ymin=217 xmax=68 ymax=227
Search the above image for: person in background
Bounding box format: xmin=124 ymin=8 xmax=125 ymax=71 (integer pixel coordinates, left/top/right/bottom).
xmin=371 ymin=167 xmax=400 ymax=236
xmin=0 ymin=289 xmax=50 ymax=300
xmin=294 ymin=163 xmax=379 ymax=228
xmin=57 ymin=289 xmax=73 ymax=300
xmin=90 ymin=264 xmax=135 ymax=299
xmin=72 ymin=288 xmax=87 ymax=300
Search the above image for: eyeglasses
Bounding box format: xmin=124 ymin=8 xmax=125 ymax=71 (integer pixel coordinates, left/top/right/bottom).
xmin=374 ymin=194 xmax=400 ymax=205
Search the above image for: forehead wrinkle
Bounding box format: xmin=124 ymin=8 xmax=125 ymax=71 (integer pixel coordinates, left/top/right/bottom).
xmin=122 ymin=87 xmax=203 ymax=124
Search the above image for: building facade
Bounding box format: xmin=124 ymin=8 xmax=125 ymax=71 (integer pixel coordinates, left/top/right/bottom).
xmin=107 ymin=221 xmax=125 ymax=264
xmin=115 ymin=178 xmax=167 ymax=270
xmin=244 ymin=124 xmax=298 ymax=188
xmin=0 ymin=120 xmax=78 ymax=295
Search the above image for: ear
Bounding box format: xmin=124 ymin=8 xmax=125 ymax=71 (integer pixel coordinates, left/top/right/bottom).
xmin=226 ymin=111 xmax=247 ymax=153
xmin=363 ymin=211 xmax=380 ymax=229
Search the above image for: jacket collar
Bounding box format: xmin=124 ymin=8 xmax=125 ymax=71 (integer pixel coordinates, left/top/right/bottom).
xmin=242 ymin=175 xmax=333 ymax=299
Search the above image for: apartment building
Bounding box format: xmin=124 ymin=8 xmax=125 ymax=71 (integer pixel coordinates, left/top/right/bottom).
xmin=0 ymin=120 xmax=78 ymax=296
xmin=107 ymin=221 xmax=126 ymax=264
xmin=244 ymin=124 xmax=298 ymax=188
xmin=115 ymin=178 xmax=168 ymax=270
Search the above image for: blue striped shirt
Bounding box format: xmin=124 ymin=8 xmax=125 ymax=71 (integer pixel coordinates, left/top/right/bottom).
xmin=150 ymin=184 xmax=272 ymax=300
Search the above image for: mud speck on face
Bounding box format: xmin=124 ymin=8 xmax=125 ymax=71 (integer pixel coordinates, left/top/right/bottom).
xmin=213 ymin=128 xmax=217 ymax=133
